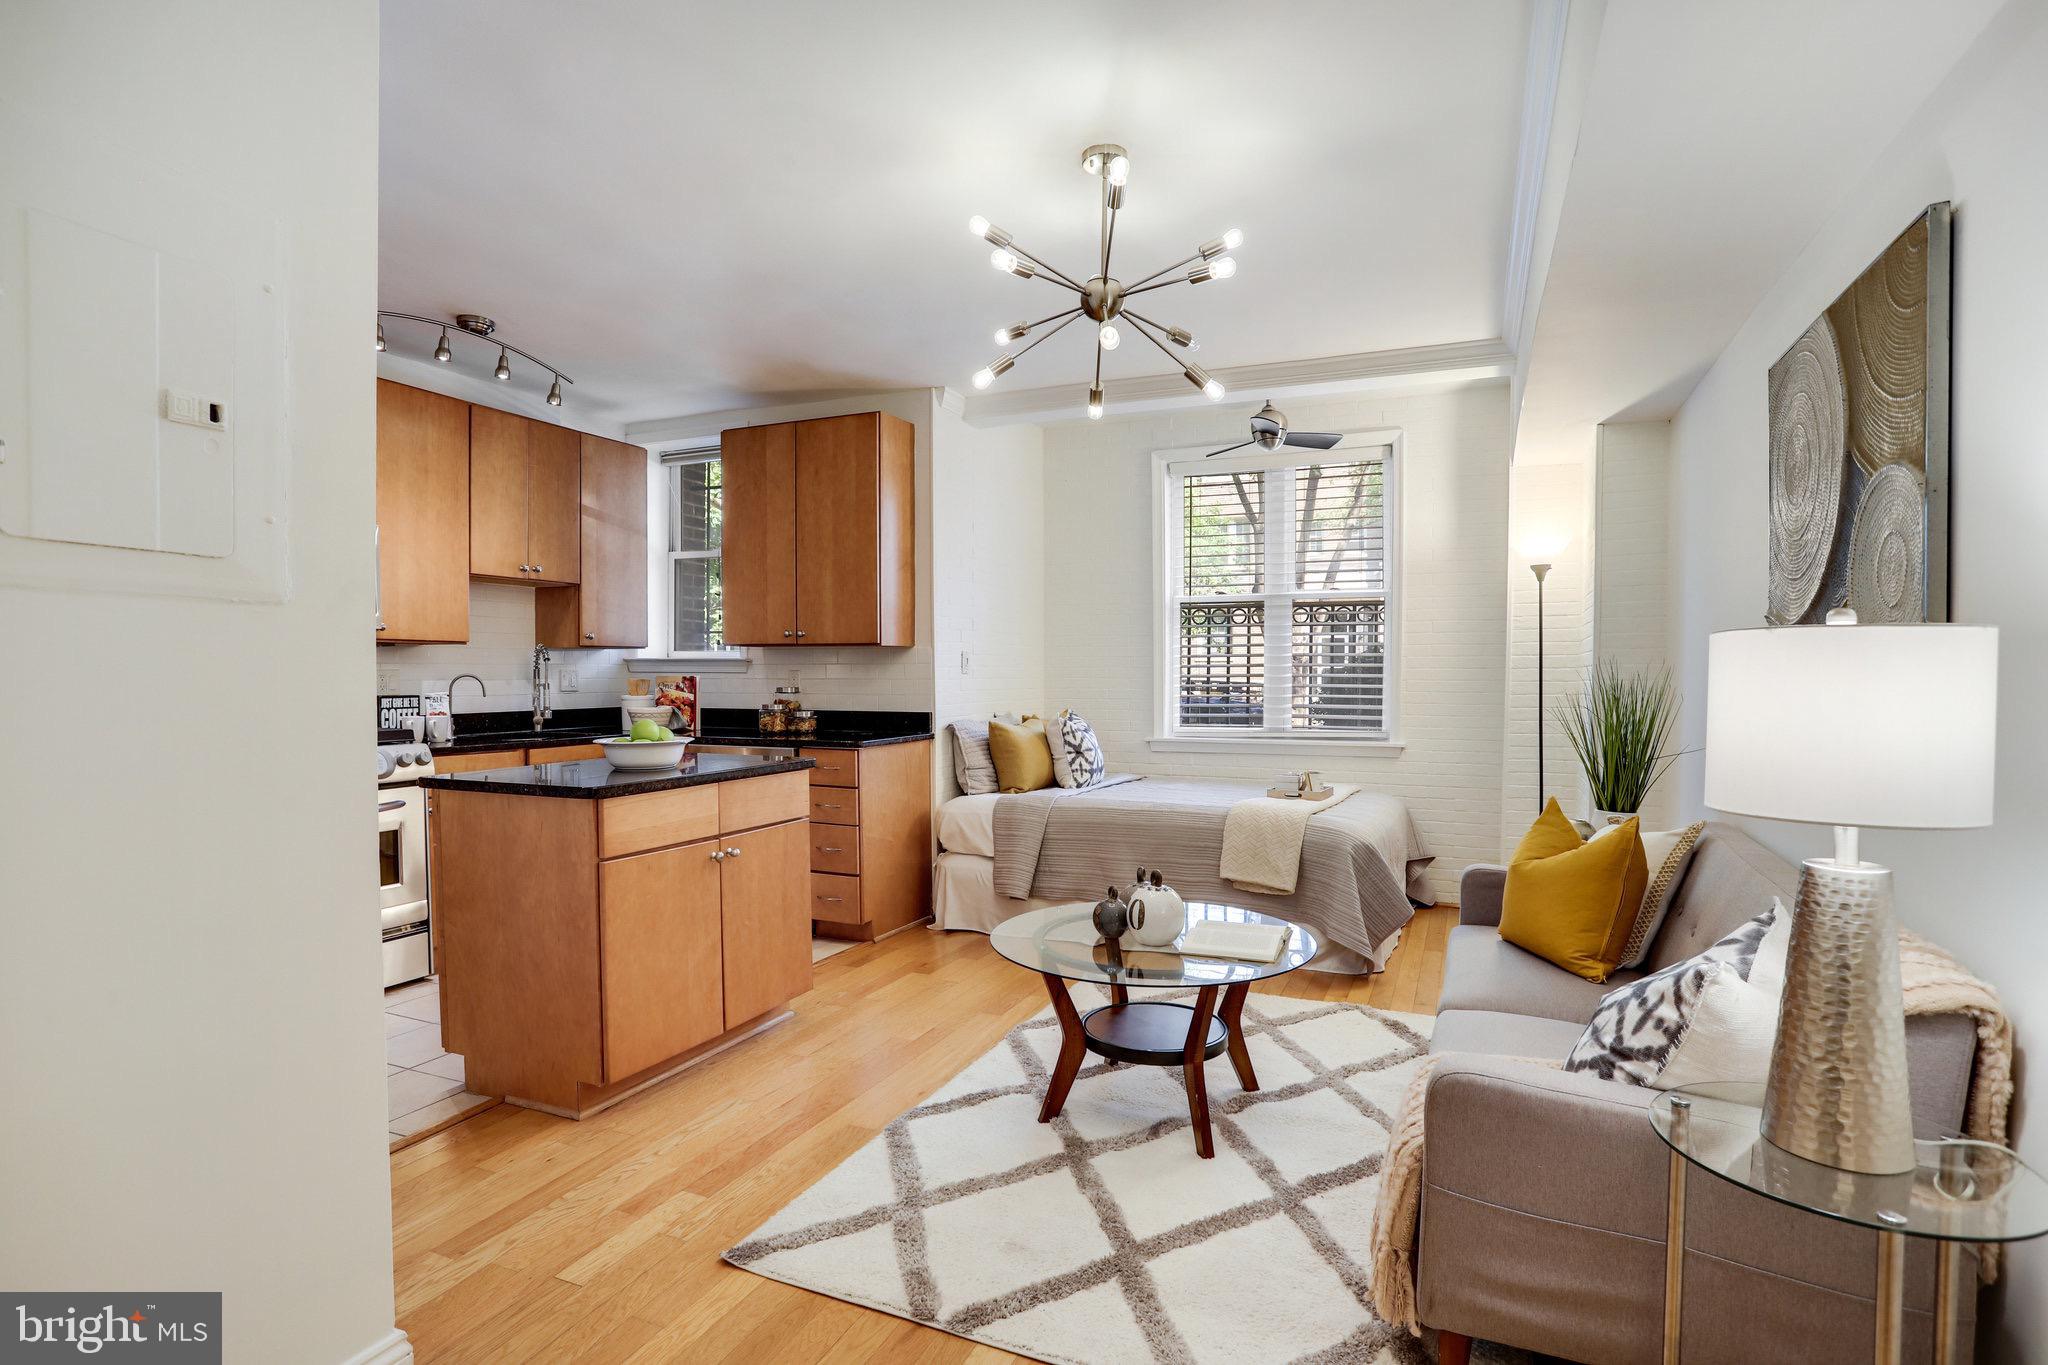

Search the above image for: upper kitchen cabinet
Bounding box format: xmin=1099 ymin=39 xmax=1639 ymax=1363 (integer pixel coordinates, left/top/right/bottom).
xmin=376 ymin=380 xmax=470 ymax=644
xmin=470 ymin=406 xmax=581 ymax=586
xmin=720 ymin=412 xmax=914 ymax=646
xmin=537 ymin=434 xmax=650 ymax=649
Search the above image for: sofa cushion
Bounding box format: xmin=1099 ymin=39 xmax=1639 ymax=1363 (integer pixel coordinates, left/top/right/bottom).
xmin=1499 ymin=802 xmax=1648 ymax=982
xmin=1429 ymin=1008 xmax=1590 ymax=1062
xmin=1437 ymin=924 xmax=1639 ymax=1024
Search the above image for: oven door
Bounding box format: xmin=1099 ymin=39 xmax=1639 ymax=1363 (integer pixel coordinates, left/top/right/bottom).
xmin=378 ymin=784 xmax=429 ymax=915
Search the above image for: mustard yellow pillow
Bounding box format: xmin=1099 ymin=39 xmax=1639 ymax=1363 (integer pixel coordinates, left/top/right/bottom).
xmin=1499 ymin=800 xmax=1649 ymax=982
xmin=988 ymin=718 xmax=1055 ymax=793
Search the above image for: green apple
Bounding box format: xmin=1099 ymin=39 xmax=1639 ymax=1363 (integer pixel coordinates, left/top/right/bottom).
xmin=629 ymin=718 xmax=666 ymax=742
xmin=653 ymin=724 xmax=676 ymax=741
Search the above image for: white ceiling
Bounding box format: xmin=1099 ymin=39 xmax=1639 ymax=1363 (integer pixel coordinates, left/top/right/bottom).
xmin=1512 ymin=0 xmax=2007 ymax=464
xmin=378 ymin=1 xmax=1535 ymax=426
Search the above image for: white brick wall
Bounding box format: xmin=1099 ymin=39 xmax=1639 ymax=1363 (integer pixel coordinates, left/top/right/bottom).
xmin=1039 ymin=382 xmax=1513 ymax=903
xmin=931 ymin=404 xmax=1047 ymax=798
xmin=1592 ymin=420 xmax=1678 ymax=827
xmin=377 ymin=581 xmax=635 ymax=716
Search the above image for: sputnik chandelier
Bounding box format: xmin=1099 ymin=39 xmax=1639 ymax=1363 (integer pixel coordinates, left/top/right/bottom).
xmin=968 ymin=143 xmax=1240 ymax=419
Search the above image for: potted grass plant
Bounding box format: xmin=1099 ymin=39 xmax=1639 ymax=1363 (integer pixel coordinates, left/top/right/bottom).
xmin=1554 ymin=661 xmax=1686 ymax=825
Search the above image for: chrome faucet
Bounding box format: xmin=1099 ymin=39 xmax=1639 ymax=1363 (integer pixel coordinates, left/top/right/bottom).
xmin=529 ymin=645 xmax=552 ymax=731
xmin=448 ymin=673 xmax=486 ymax=706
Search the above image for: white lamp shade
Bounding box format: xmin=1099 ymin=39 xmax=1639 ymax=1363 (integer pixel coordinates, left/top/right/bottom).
xmin=1705 ymin=623 xmax=1997 ymax=829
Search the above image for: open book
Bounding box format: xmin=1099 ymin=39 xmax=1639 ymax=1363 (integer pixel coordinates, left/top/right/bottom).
xmin=1179 ymin=920 xmax=1290 ymax=964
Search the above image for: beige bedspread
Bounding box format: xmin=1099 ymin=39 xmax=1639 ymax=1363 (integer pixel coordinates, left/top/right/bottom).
xmin=991 ymin=775 xmax=1431 ymax=960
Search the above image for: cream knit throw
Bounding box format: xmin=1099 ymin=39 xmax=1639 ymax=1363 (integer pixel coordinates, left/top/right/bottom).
xmin=1368 ymin=928 xmax=2015 ymax=1333
xmin=1220 ymin=785 xmax=1360 ymax=895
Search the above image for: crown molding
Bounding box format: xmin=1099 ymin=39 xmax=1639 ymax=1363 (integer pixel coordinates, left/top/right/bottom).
xmin=961 ymin=337 xmax=1514 ymax=426
xmin=1501 ymin=0 xmax=1572 ymax=351
xmin=934 ymin=386 xmax=968 ymax=416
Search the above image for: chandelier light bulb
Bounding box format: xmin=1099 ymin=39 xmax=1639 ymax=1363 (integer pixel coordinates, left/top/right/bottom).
xmin=972 ymin=354 xmax=1016 ymax=391
xmin=1223 ymin=227 xmax=1244 ymax=250
xmin=1167 ymin=326 xmax=1198 ymax=351
xmin=990 ymin=248 xmax=1016 ymax=273
xmin=996 ymin=321 xmax=1028 ymax=344
xmin=971 ymin=368 xmax=994 ymax=391
xmin=1204 ymin=378 xmax=1227 ymax=401
xmin=546 ymin=376 xmax=563 ymax=407
xmin=1210 ymin=256 xmax=1238 ymax=280
xmin=969 ymin=215 xmax=990 ymax=238
xmin=1087 ymin=385 xmax=1104 ymax=420
xmin=494 ymin=347 xmax=511 ymax=381
xmin=1107 ymin=154 xmax=1130 ymax=186
xmin=375 ymin=321 xmax=387 ymax=352
xmin=1098 ymin=324 xmax=1120 ymax=351
xmin=1183 ymin=362 xmax=1218 ymax=397
xmin=434 ymin=328 xmax=452 ymax=363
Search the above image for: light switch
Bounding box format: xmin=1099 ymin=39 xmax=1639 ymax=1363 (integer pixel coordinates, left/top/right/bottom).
xmin=557 ymin=668 xmax=579 ymax=692
xmin=161 ymin=388 xmax=225 ymax=429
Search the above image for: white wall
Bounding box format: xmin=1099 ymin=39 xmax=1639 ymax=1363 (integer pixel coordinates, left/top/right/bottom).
xmin=0 ymin=4 xmax=402 ymax=1363
xmin=1592 ymin=420 xmax=1678 ymax=828
xmin=1039 ymin=383 xmax=1512 ymax=904
xmin=1501 ymin=460 xmax=1591 ymax=842
xmin=1664 ymin=7 xmax=2048 ymax=1356
xmin=627 ymin=390 xmax=939 ymax=716
xmin=931 ymin=401 xmax=1047 ymax=798
xmin=377 ymin=581 xmax=636 ymax=716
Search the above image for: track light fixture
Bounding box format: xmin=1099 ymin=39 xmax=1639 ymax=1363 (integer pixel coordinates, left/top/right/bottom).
xmin=967 ymin=142 xmax=1239 ymax=417
xmin=377 ymin=311 xmax=574 ymax=407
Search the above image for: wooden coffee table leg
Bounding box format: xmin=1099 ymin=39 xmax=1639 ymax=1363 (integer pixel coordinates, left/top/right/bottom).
xmin=1109 ymin=982 xmax=1129 ymax=1006
xmin=1039 ymin=973 xmax=1086 ymax=1123
xmin=1219 ymin=982 xmax=1258 ymax=1091
xmin=1183 ymin=985 xmax=1221 ymax=1158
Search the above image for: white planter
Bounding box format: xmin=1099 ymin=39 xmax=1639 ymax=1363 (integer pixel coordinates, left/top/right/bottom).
xmin=1592 ymin=808 xmax=1636 ymax=828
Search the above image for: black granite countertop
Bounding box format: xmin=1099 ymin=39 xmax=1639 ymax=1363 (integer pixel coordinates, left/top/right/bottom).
xmin=418 ymin=751 xmax=815 ymax=799
xmin=694 ymin=707 xmax=933 ymax=750
xmin=429 ymin=726 xmax=622 ymax=755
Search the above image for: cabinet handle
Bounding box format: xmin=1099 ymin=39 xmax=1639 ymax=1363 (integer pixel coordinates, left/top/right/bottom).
xmin=519 ymin=563 xmax=532 ymax=573
xmin=819 ymin=896 xmax=844 ymax=904
xmin=782 ymin=629 xmax=794 ymax=638
xmin=376 ymin=623 xmax=387 ymax=632
xmin=532 ymin=564 xmax=543 ymax=575
xmin=583 ymin=632 xmax=595 ymax=641
xmin=724 ymin=846 xmax=742 ymax=858
xmin=817 ymin=803 xmax=842 ymax=809
xmin=819 ymin=845 xmax=843 ymax=854
xmin=795 ymin=630 xmax=807 ymax=638
xmin=710 ymin=849 xmax=727 ymax=861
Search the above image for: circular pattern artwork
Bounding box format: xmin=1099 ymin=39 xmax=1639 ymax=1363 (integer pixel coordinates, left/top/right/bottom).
xmin=1848 ymin=463 xmax=1927 ymax=622
xmin=1834 ymin=218 xmax=1929 ymax=475
xmin=1767 ymin=317 xmax=1849 ymax=624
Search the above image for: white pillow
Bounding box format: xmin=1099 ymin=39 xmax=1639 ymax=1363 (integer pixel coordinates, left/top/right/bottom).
xmin=1563 ymin=899 xmax=1790 ymax=1090
xmin=1049 ymin=709 xmax=1106 ymax=789
xmin=949 ymin=715 xmax=1015 ymax=796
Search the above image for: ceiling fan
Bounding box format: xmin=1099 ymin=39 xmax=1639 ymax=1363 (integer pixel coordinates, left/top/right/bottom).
xmin=1202 ymin=401 xmax=1343 ymax=458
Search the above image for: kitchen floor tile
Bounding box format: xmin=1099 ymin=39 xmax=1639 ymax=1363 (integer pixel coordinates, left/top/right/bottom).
xmin=383 ymin=978 xmax=436 ymax=1007
xmin=385 ymin=1010 xmax=432 ymax=1037
xmin=413 ymin=1052 xmax=466 ymax=1083
xmin=386 ymin=1022 xmax=445 ymax=1068
xmin=388 ymin=1068 xmax=464 ymax=1122
xmin=390 ymin=1091 xmax=494 ymax=1139
xmin=386 ymin=994 xmax=440 ymax=1024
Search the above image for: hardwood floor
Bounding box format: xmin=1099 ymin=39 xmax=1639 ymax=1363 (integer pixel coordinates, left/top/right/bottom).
xmin=390 ymin=905 xmax=1458 ymax=1363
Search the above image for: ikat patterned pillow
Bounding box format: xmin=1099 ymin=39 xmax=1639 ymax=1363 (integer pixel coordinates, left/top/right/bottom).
xmin=1050 ymin=709 xmax=1107 ymax=789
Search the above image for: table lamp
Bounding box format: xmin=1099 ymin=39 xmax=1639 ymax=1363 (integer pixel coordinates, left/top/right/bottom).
xmin=1704 ymin=611 xmax=1997 ymax=1174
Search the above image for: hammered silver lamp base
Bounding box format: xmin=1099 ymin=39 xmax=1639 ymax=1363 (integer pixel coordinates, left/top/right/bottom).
xmin=1760 ymin=857 xmax=1917 ymax=1175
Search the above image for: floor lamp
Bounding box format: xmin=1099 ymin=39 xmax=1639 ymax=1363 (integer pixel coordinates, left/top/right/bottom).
xmin=1529 ymin=559 xmax=1550 ymax=813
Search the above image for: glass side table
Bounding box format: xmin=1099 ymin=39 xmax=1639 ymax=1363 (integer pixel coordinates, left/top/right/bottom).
xmin=1650 ymin=1081 xmax=2048 ymax=1365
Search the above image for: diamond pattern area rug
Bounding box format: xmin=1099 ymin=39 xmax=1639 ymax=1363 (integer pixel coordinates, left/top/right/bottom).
xmin=727 ymin=987 xmax=1510 ymax=1364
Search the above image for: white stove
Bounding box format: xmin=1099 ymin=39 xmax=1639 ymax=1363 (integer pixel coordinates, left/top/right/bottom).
xmin=377 ymin=739 xmax=437 ymax=987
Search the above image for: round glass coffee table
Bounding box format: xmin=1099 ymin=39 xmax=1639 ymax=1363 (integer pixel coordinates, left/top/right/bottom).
xmin=1650 ymin=1081 xmax=2048 ymax=1365
xmin=989 ymin=902 xmax=1318 ymax=1159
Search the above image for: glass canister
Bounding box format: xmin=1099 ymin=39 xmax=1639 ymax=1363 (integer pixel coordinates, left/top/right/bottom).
xmin=789 ymin=708 xmax=818 ymax=737
xmin=772 ymin=684 xmax=803 ymax=714
xmin=757 ymin=701 xmax=788 ymax=734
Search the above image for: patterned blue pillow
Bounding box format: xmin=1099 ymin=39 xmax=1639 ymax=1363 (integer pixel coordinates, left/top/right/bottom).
xmin=1050 ymin=709 xmax=1106 ymax=789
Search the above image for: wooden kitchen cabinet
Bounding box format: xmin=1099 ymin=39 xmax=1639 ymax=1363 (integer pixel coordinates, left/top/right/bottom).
xmin=375 ymin=380 xmax=471 ymax=643
xmin=537 ymin=434 xmax=649 ymax=649
xmin=720 ymin=411 xmax=914 ymax=646
xmin=430 ymin=766 xmax=814 ymax=1118
xmin=470 ymin=406 xmax=581 ymax=585
xmin=805 ymin=739 xmax=933 ymax=942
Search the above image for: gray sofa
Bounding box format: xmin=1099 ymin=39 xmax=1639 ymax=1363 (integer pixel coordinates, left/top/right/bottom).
xmin=1419 ymin=823 xmax=1980 ymax=1365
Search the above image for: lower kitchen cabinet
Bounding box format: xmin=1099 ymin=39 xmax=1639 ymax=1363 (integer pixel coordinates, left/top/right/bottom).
xmin=430 ymin=768 xmax=813 ymax=1117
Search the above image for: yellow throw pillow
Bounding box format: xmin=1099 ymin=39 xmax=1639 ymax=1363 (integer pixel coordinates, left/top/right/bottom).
xmin=988 ymin=718 xmax=1055 ymax=793
xmin=1499 ymin=800 xmax=1649 ymax=982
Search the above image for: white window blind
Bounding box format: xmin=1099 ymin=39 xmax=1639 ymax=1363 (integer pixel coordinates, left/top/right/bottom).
xmin=1165 ymin=446 xmax=1394 ymax=740
xmin=662 ymin=449 xmax=729 ymax=654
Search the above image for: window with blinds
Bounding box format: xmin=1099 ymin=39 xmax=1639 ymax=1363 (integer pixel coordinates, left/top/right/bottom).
xmin=1165 ymin=447 xmax=1394 ymax=739
xmin=662 ymin=449 xmax=736 ymax=654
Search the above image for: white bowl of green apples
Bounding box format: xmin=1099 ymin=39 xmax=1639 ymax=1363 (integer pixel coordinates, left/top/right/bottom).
xmin=597 ymin=719 xmax=692 ymax=770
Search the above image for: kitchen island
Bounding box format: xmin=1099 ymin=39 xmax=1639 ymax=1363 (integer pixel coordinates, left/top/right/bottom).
xmin=420 ymin=752 xmax=817 ymax=1118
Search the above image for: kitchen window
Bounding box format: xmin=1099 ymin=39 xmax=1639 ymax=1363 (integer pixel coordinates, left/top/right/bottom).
xmin=662 ymin=448 xmax=734 ymax=655
xmin=1157 ymin=437 xmax=1398 ymax=744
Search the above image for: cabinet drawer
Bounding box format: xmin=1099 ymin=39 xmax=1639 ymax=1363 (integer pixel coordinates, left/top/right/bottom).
xmin=600 ymin=785 xmax=720 ymax=860
xmin=809 ymin=873 xmax=863 ymax=925
xmin=434 ymin=748 xmax=526 ymax=774
xmin=802 ymin=748 xmax=858 ymax=788
xmin=808 ymin=788 xmax=859 ymax=826
xmin=719 ymin=770 xmax=810 ymax=834
xmin=809 ymin=827 xmax=860 ymax=875
xmin=535 ymin=742 xmax=605 ymax=763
